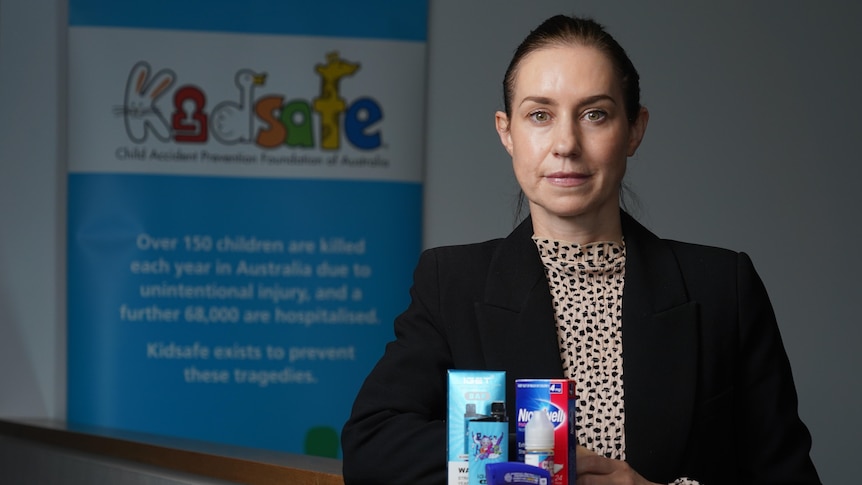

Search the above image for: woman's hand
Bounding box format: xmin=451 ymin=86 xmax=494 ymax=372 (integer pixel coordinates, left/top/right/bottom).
xmin=575 ymin=446 xmax=661 ymax=485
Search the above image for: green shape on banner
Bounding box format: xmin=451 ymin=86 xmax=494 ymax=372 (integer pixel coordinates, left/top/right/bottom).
xmin=304 ymin=426 xmax=340 ymax=458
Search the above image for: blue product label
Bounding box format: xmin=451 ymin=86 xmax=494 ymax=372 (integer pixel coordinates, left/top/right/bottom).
xmin=467 ymin=420 xmax=507 ymax=485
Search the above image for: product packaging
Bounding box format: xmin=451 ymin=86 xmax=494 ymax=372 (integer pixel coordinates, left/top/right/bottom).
xmin=515 ymin=379 xmax=576 ymax=485
xmin=448 ymin=370 xmax=506 ymax=485
xmin=467 ymin=401 xmax=508 ymax=485
xmin=485 ymin=462 xmax=552 ymax=485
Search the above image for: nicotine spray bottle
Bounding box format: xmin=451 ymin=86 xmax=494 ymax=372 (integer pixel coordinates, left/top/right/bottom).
xmin=524 ymin=408 xmax=555 ymax=476
xmin=467 ymin=401 xmax=508 ymax=485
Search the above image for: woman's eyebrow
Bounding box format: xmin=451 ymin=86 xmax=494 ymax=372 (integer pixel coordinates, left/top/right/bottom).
xmin=519 ymin=95 xmax=556 ymax=107
xmin=576 ymin=94 xmax=617 ymax=107
xmin=518 ymin=94 xmax=617 ymax=108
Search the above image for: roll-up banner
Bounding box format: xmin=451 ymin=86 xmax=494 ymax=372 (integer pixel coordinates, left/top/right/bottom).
xmin=67 ymin=1 xmax=427 ymax=456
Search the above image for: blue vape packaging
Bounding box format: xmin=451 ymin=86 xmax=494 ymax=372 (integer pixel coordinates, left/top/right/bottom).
xmin=447 ymin=370 xmax=506 ymax=485
xmin=485 ymin=462 xmax=551 ymax=485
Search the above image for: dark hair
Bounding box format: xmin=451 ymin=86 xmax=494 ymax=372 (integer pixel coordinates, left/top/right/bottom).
xmin=506 ymin=15 xmax=644 ymax=222
xmin=502 ymin=15 xmax=642 ymax=123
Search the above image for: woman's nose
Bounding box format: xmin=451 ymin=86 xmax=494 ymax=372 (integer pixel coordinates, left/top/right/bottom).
xmin=553 ymin=118 xmax=580 ymax=158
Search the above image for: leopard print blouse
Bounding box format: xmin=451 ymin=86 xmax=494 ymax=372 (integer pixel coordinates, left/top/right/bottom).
xmin=534 ymin=237 xmax=699 ymax=485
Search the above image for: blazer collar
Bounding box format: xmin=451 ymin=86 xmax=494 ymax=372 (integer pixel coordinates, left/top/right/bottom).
xmin=476 ymin=211 xmax=699 ymax=481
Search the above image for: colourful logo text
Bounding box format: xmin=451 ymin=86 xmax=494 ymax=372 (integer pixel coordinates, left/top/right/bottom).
xmin=120 ymin=52 xmax=382 ymax=150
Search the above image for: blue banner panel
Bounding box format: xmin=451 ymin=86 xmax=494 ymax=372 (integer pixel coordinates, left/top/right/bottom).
xmin=69 ymin=0 xmax=428 ymax=41
xmin=68 ymin=173 xmax=420 ymax=453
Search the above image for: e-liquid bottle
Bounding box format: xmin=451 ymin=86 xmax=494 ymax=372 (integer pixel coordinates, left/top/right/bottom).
xmin=467 ymin=401 xmax=508 ymax=485
xmin=524 ymin=408 xmax=555 ymax=476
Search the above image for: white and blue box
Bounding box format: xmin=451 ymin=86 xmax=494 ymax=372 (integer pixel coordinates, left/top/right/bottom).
xmin=447 ymin=370 xmax=506 ymax=485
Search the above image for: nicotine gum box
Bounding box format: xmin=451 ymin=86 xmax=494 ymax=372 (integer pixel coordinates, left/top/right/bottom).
xmin=515 ymin=379 xmax=577 ymax=485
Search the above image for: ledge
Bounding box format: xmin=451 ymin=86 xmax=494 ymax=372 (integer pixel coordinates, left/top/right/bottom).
xmin=0 ymin=418 xmax=344 ymax=485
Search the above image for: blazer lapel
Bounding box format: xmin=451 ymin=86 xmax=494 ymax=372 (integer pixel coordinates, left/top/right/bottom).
xmin=475 ymin=217 xmax=564 ymax=379
xmin=621 ymin=213 xmax=698 ymax=481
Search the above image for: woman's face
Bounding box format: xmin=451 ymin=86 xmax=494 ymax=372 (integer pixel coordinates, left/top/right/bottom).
xmin=496 ymin=44 xmax=647 ymax=240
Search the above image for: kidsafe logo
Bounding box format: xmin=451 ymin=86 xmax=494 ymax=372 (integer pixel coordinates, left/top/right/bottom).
xmin=118 ymin=52 xmax=382 ymax=151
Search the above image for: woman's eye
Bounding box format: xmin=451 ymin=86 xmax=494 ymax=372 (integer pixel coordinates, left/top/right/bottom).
xmin=530 ymin=111 xmax=551 ymax=122
xmin=584 ymin=110 xmax=606 ymax=122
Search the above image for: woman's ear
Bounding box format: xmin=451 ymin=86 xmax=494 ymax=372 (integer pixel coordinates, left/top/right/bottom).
xmin=627 ymin=107 xmax=649 ymax=156
xmin=495 ymin=111 xmax=513 ymax=156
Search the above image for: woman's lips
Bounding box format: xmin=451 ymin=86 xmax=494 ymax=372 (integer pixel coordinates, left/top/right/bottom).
xmin=545 ymin=171 xmax=590 ymax=187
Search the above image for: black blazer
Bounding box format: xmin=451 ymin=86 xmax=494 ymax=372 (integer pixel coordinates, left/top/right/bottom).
xmin=342 ymin=212 xmax=820 ymax=484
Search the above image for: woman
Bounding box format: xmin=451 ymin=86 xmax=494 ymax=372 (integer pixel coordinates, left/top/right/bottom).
xmin=341 ymin=15 xmax=820 ymax=485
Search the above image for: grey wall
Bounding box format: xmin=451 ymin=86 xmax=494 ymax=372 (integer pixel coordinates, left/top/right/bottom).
xmin=2 ymin=1 xmax=859 ymax=483
xmin=0 ymin=0 xmax=67 ymax=419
